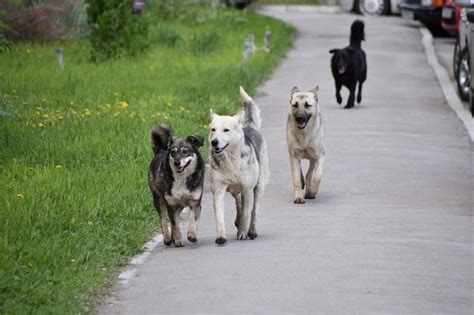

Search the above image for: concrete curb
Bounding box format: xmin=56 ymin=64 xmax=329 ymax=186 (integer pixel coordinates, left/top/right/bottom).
xmin=420 ymin=27 xmax=474 ymax=141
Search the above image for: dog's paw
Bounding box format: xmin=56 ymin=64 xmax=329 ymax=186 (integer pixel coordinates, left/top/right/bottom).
xmin=336 ymin=95 xmax=342 ymax=104
xmin=187 ymin=235 xmax=197 ymax=243
xmin=173 ymin=239 xmax=184 ymax=247
xmin=294 ymin=197 xmax=306 ymax=204
xmin=305 ymin=192 xmax=316 ymax=199
xmin=357 ymin=95 xmax=362 ymax=103
xmin=344 ymin=104 xmax=354 ymax=109
xmin=248 ymin=230 xmax=258 ymax=240
xmin=215 ymin=237 xmax=227 ymax=245
xmin=163 ymin=238 xmax=173 ymax=246
xmin=237 ymin=231 xmax=248 ymax=240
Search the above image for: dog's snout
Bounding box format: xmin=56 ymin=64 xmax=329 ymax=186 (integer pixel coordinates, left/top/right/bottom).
xmin=174 ymin=160 xmax=180 ymax=167
xmin=211 ymin=139 xmax=219 ymax=147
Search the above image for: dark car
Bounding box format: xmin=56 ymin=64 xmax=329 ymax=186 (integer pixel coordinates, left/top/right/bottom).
xmin=400 ymin=0 xmax=447 ymax=35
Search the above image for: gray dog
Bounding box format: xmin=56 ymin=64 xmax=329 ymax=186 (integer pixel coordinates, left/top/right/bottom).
xmin=286 ymin=86 xmax=326 ymax=204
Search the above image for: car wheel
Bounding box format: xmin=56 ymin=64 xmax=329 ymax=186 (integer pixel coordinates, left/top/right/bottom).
xmin=453 ymin=38 xmax=460 ymax=77
xmin=357 ymin=0 xmax=390 ymax=15
xmin=456 ymin=47 xmax=470 ymax=102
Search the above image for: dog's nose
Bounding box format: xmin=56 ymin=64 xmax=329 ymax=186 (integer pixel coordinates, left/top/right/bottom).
xmin=211 ymin=139 xmax=219 ymax=147
xmin=174 ymin=161 xmax=180 ymax=167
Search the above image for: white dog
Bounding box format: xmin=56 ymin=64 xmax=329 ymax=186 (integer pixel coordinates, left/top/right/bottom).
xmin=286 ymin=86 xmax=325 ymax=204
xmin=209 ymin=87 xmax=269 ymax=245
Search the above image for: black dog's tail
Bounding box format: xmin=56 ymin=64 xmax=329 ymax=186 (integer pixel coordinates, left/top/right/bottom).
xmin=150 ymin=123 xmax=172 ymax=155
xmin=350 ymin=20 xmax=365 ymax=49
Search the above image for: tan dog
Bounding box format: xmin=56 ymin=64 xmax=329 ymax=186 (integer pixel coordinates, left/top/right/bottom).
xmin=286 ymin=86 xmax=325 ymax=204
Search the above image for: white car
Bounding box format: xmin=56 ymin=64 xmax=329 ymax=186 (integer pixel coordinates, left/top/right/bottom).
xmin=340 ymin=0 xmax=402 ymax=15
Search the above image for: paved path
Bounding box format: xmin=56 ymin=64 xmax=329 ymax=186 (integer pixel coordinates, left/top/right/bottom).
xmin=100 ymin=11 xmax=473 ymax=314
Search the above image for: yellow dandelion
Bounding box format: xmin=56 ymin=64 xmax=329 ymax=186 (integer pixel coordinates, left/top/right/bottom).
xmin=38 ymin=123 xmax=44 ymax=128
xmin=27 ymin=261 xmax=33 ymax=268
xmin=114 ymin=112 xmax=120 ymax=118
xmin=87 ymin=221 xmax=93 ymax=225
xmin=31 ymin=123 xmax=36 ymax=128
xmin=16 ymin=193 xmax=24 ymax=199
xmin=84 ymin=109 xmax=92 ymax=116
xmin=36 ymin=107 xmax=43 ymax=111
xmin=70 ymin=101 xmax=74 ymax=105
xmin=117 ymin=101 xmax=129 ymax=109
xmin=55 ymin=165 xmax=62 ymax=169
xmin=43 ymin=114 xmax=48 ymax=118
xmin=70 ymin=259 xmax=75 ymax=263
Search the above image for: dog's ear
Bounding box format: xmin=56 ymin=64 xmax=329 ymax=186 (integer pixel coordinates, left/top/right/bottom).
xmin=210 ymin=108 xmax=218 ymax=121
xmin=329 ymin=49 xmax=339 ymax=54
xmin=310 ymin=85 xmax=319 ymax=96
xmin=291 ymin=86 xmax=299 ymax=95
xmin=187 ymin=135 xmax=204 ymax=148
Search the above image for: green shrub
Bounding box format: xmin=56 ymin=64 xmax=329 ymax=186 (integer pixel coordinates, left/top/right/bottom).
xmin=85 ymin=0 xmax=150 ymax=61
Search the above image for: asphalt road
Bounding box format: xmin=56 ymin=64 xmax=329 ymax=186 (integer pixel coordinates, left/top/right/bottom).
xmin=100 ymin=10 xmax=473 ymax=314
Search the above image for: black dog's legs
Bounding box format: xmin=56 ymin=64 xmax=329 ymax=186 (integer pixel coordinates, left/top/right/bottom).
xmin=345 ymin=84 xmax=356 ymax=109
xmin=357 ymin=81 xmax=363 ymax=104
xmin=335 ymin=82 xmax=342 ymax=104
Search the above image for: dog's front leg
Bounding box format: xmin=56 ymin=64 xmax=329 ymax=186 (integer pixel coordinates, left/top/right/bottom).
xmin=168 ymin=207 xmax=184 ymax=247
xmin=187 ymin=201 xmax=201 ymax=243
xmin=290 ymin=156 xmax=305 ymax=204
xmin=237 ymin=189 xmax=254 ymax=240
xmin=153 ymin=194 xmax=172 ymax=246
xmin=212 ymin=186 xmax=227 ymax=245
xmin=335 ymin=81 xmax=342 ymax=104
xmin=305 ymin=155 xmax=325 ymax=199
xmin=345 ymin=84 xmax=356 ymax=109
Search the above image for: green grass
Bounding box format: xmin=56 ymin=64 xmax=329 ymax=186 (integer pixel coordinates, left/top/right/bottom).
xmin=0 ymin=5 xmax=295 ymax=314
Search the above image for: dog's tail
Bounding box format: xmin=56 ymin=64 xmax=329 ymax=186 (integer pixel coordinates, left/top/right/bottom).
xmin=150 ymin=123 xmax=172 ymax=155
xmin=239 ymin=86 xmax=262 ymax=130
xmin=350 ymin=20 xmax=365 ymax=49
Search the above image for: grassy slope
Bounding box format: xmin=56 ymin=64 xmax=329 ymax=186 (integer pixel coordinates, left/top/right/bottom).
xmin=0 ymin=5 xmax=295 ymax=314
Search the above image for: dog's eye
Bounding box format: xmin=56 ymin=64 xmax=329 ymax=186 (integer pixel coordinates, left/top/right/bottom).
xmin=181 ymin=149 xmax=189 ymax=155
xmin=223 ymin=128 xmax=230 ymax=132
xmin=292 ymin=103 xmax=298 ymax=108
xmin=171 ymin=148 xmax=177 ymax=154
xmin=211 ymin=128 xmax=216 ymax=132
xmin=304 ymin=103 xmax=311 ymax=108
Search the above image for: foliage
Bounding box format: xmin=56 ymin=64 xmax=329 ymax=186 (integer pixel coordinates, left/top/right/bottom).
xmin=0 ymin=4 xmax=295 ymax=313
xmin=0 ymin=0 xmax=87 ymax=42
xmin=85 ymin=0 xmax=150 ymax=61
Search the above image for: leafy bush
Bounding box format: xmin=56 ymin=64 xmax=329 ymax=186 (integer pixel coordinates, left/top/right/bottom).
xmin=0 ymin=0 xmax=87 ymax=42
xmin=85 ymin=0 xmax=150 ymax=61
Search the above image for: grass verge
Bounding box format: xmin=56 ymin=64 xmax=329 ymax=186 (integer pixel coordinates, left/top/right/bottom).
xmin=0 ymin=5 xmax=295 ymax=313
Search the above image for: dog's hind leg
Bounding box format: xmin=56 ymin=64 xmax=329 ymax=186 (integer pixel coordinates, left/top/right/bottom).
xmin=305 ymin=155 xmax=325 ymax=199
xmin=248 ymin=184 xmax=262 ymax=240
xmin=237 ymin=189 xmax=254 ymax=240
xmin=290 ymin=155 xmax=305 ymax=204
xmin=187 ymin=201 xmax=201 ymax=243
xmin=168 ymin=207 xmax=184 ymax=247
xmin=153 ymin=193 xmax=172 ymax=246
xmin=232 ymin=192 xmax=242 ymax=229
xmin=357 ymin=81 xmax=363 ymax=104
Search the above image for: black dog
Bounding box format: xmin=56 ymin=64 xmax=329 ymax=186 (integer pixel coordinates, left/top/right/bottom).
xmin=148 ymin=124 xmax=205 ymax=247
xmin=329 ymin=20 xmax=367 ymax=109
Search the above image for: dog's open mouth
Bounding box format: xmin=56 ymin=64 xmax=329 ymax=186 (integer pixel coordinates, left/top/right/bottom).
xmin=338 ymin=67 xmax=345 ymax=74
xmin=295 ymin=116 xmax=311 ymax=129
xmin=175 ymin=160 xmax=191 ymax=173
xmin=213 ymin=143 xmax=229 ymax=154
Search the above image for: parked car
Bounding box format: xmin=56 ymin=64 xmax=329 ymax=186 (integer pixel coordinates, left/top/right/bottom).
xmin=453 ymin=1 xmax=473 ymax=114
xmin=339 ymin=0 xmax=402 ymax=15
xmin=441 ymin=0 xmax=461 ymax=35
xmin=400 ymin=0 xmax=447 ymax=35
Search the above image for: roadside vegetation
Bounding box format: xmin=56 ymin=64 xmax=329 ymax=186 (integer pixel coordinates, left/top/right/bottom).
xmin=0 ymin=2 xmax=295 ymax=313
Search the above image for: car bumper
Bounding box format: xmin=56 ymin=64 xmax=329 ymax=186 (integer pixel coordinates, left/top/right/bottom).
xmin=400 ymin=4 xmax=442 ymax=31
